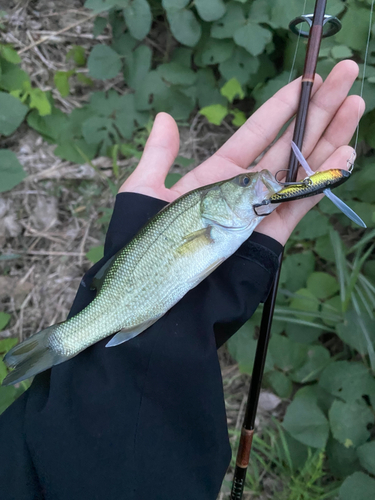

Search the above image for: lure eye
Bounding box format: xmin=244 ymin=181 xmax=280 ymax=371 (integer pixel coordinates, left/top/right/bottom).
xmin=241 ymin=176 xmax=250 ymax=187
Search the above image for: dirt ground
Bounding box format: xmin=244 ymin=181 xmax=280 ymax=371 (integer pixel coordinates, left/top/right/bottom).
xmin=0 ymin=2 xmax=284 ymax=498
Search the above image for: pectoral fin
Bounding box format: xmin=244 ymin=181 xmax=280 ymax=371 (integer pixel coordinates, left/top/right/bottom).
xmin=105 ymin=317 xmax=161 ymax=347
xmin=176 ymin=227 xmax=213 ymax=255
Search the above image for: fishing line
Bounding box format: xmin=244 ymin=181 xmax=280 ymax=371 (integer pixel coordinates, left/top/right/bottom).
xmin=288 ymin=0 xmax=308 ymax=83
xmin=352 ymin=0 xmax=375 ymax=163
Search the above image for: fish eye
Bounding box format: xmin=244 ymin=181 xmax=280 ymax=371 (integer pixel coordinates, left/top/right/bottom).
xmin=241 ymin=175 xmax=250 ymax=187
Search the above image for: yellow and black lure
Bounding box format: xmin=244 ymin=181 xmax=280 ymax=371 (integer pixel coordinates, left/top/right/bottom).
xmin=269 ymin=168 xmax=350 ymax=203
xmin=254 ymin=142 xmax=366 ymax=228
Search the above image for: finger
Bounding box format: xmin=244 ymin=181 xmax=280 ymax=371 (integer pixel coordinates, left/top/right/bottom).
xmin=119 ymin=112 xmax=179 ymax=193
xmin=256 ymin=60 xmax=359 ymax=175
xmin=212 ymin=74 xmax=323 ymax=169
xmin=306 ymin=94 xmax=365 ymax=171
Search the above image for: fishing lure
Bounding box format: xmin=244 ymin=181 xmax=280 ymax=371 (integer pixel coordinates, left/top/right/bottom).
xmin=254 ymin=142 xmax=366 ymax=228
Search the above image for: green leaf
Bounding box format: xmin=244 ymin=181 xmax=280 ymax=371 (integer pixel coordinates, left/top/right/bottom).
xmin=336 ymin=310 xmax=375 ymax=357
xmin=294 ymin=384 xmax=334 ymax=414
xmin=282 ymin=397 xmax=329 ymax=449
xmin=285 ymin=322 xmax=323 ymax=344
xmin=0 ymin=384 xmax=17 ymax=414
xmin=0 ymin=91 xmax=27 ymax=135
xmin=189 ymin=68 xmax=225 ymax=108
xmin=0 ymin=312 xmax=11 ymax=330
xmin=252 ymin=70 xmax=289 ymax=109
xmin=124 ymin=44 xmax=152 ymax=89
xmin=227 ymin=318 xmax=274 ymax=374
xmin=233 ymin=22 xmax=272 ymax=56
xmin=0 ymin=61 xmax=30 ymax=92
xmin=157 ymin=62 xmax=196 ymax=86
xmin=167 ymin=9 xmax=202 ymax=47
xmin=88 ymin=45 xmax=122 ymax=80
xmin=123 ymin=0 xmax=152 ymax=40
xmin=93 ymin=16 xmax=107 ymax=37
xmin=335 ymin=6 xmax=371 ymax=52
xmin=165 ymin=173 xmax=182 ymax=188
xmin=200 ymin=39 xmax=235 ymax=65
xmin=66 ymin=45 xmax=86 ymax=66
xmin=277 ymin=430 xmax=309 ymax=473
xmin=27 ymin=107 xmax=70 ymax=143
xmin=326 ymin=437 xmax=362 ymax=478
xmin=289 ymin=288 xmax=320 ymax=319
xmin=28 ymin=87 xmax=51 ymax=116
xmin=199 ymin=104 xmax=228 ymax=125
xmin=331 ymin=45 xmax=353 ymax=60
xmin=219 ymin=47 xmax=259 ymax=85
xmin=174 ymin=156 xmax=194 ymax=168
xmin=111 ymin=32 xmax=137 ymax=56
xmin=86 ymin=245 xmax=104 ymax=263
xmin=211 ymin=3 xmax=245 ymax=39
xmin=321 ymin=295 xmax=342 ymax=327
xmin=306 ymin=272 xmax=339 ymax=300
xmin=319 ymin=361 xmax=375 ymax=407
xmin=83 ymin=91 xmax=148 ymax=154
xmin=281 ymin=251 xmax=315 ymax=292
xmin=290 ymin=345 xmax=330 ymax=383
xmin=0 ymin=150 xmax=26 ymax=192
xmin=220 ymin=77 xmax=244 ymax=103
xmin=162 ymin=0 xmax=189 ymax=9
xmin=54 ymin=140 xmax=98 ymax=164
xmin=357 ymin=441 xmax=375 ymax=475
xmin=329 ymin=400 xmax=374 ymax=448
xmin=0 ymin=44 xmax=21 ymax=64
xmin=194 ymin=0 xmax=226 ymax=22
xmin=269 ymin=334 xmax=308 ymax=373
xmin=76 ymin=73 xmax=94 ymax=86
xmin=231 ymin=109 xmax=246 ymax=127
xmin=84 ymin=0 xmax=118 ymax=13
xmin=314 ymin=234 xmax=336 ymax=263
xmin=0 ymin=338 xmax=17 ymax=353
xmin=339 ymin=472 xmax=375 ymax=500
xmin=54 ymin=70 xmax=75 ymax=97
xmin=293 ymin=210 xmax=330 ymax=240
xmin=264 ymin=370 xmax=292 ymax=399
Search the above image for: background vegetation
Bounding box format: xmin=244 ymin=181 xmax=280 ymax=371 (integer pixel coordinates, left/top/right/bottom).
xmin=0 ymin=0 xmax=375 ymax=498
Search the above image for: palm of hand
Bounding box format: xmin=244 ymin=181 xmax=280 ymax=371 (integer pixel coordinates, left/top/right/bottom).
xmin=120 ymin=61 xmax=363 ymax=245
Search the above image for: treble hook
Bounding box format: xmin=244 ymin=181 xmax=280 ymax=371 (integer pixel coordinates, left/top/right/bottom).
xmin=274 ymin=169 xmax=313 ymax=187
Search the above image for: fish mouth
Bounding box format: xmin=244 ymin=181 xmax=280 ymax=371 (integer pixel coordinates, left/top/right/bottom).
xmin=255 ymin=171 xmax=282 ymax=200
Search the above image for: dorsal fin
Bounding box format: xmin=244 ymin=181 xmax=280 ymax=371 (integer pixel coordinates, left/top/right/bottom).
xmin=90 ymin=253 xmax=117 ymax=292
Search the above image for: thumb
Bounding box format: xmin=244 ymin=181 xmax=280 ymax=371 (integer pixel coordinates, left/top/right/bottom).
xmin=119 ymin=112 xmax=179 ymax=194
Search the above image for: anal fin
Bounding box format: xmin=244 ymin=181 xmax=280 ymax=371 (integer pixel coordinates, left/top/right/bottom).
xmin=105 ymin=317 xmax=160 ymax=347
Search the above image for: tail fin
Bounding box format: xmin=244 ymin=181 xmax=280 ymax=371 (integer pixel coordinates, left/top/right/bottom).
xmin=2 ymin=324 xmax=67 ymax=386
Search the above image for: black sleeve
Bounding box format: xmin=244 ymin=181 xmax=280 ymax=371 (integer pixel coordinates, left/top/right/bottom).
xmin=0 ymin=192 xmax=282 ymax=500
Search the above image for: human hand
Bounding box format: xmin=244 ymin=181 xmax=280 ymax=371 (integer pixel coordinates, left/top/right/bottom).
xmin=119 ymin=60 xmax=365 ymax=246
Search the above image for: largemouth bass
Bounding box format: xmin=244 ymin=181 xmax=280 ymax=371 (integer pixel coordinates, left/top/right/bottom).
xmin=3 ymin=170 xmax=282 ymax=385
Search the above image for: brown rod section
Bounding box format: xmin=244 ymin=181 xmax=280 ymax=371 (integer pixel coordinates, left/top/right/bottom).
xmin=230 ymin=1 xmax=329 ymax=498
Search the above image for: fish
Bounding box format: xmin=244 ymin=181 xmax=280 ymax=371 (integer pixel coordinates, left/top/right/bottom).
xmin=3 ymin=170 xmax=282 ymax=386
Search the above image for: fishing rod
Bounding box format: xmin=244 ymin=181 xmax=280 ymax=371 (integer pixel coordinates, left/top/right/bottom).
xmin=230 ymin=1 xmax=342 ymax=498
